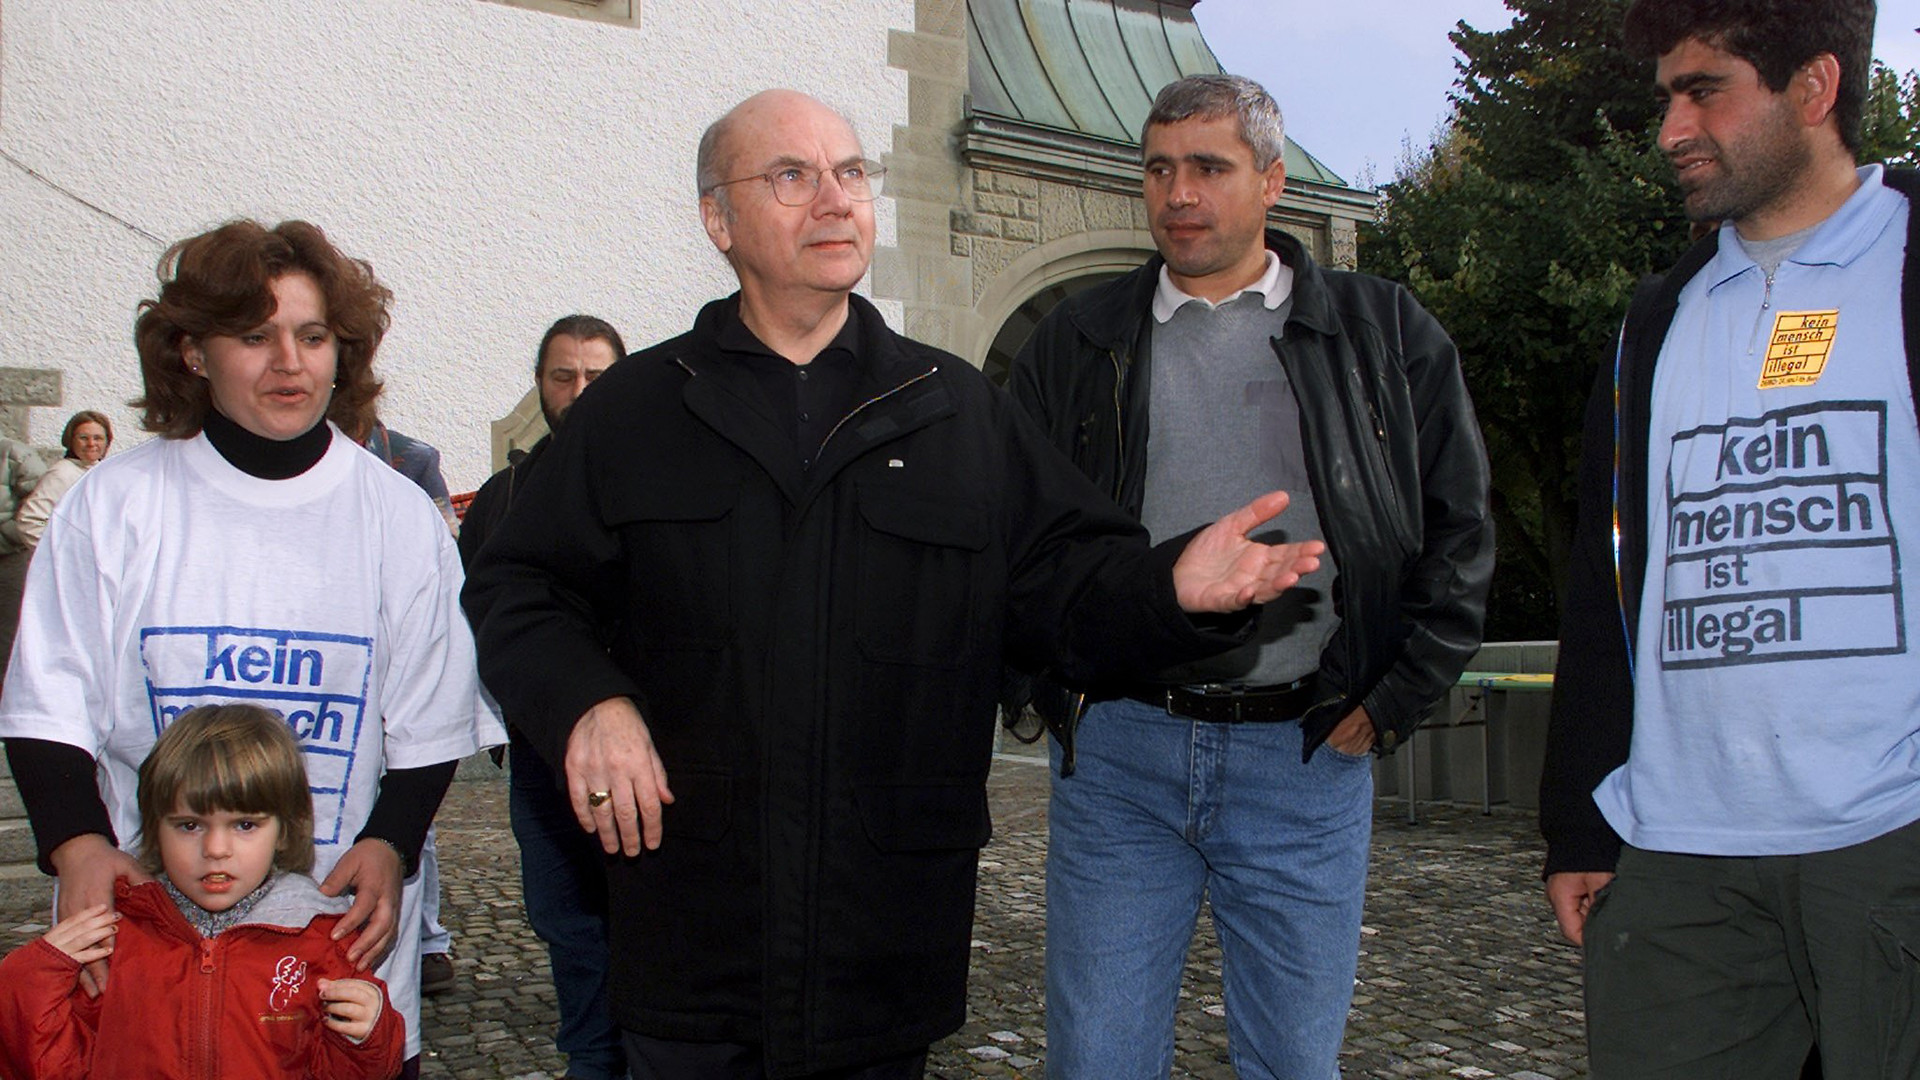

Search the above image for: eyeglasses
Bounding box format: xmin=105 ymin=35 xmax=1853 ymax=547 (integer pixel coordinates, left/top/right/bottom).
xmin=707 ymin=160 xmax=886 ymax=206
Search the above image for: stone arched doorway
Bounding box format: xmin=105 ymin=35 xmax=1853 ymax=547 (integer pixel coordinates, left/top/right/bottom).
xmin=967 ymin=230 xmax=1154 ymax=384
xmin=982 ymin=273 xmax=1122 ymax=386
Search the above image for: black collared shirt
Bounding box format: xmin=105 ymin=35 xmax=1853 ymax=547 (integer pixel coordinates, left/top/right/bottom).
xmin=717 ymin=300 xmax=862 ymax=471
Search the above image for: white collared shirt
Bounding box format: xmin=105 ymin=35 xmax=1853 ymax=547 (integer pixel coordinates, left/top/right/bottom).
xmin=1151 ymin=249 xmax=1294 ymax=324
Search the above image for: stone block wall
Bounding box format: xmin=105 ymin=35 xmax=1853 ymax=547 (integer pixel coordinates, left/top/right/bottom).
xmin=0 ymin=368 xmax=61 ymax=876
xmin=950 ymin=173 xmax=1150 ymax=305
xmin=0 ymin=368 xmax=63 ymax=445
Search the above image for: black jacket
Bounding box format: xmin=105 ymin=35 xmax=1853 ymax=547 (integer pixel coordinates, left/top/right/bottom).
xmin=1540 ymin=168 xmax=1920 ymax=876
xmin=1008 ymin=228 xmax=1494 ymax=764
xmin=463 ymin=295 xmax=1245 ymax=1076
xmin=456 ymin=435 xmax=547 ymax=571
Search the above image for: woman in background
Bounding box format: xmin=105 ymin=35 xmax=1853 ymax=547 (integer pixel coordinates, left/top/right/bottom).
xmin=12 ymin=410 xmax=113 ymax=552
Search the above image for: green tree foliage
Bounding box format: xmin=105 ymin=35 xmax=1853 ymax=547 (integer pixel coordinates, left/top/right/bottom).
xmin=1861 ymin=62 xmax=1920 ymax=167
xmin=1360 ymin=0 xmax=1686 ymax=638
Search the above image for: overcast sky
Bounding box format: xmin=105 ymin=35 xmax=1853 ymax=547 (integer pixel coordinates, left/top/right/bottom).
xmin=1192 ymin=1 xmax=1920 ymax=189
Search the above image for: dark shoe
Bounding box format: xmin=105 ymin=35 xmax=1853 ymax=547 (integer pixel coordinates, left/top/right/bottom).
xmin=420 ymin=951 xmax=455 ymax=995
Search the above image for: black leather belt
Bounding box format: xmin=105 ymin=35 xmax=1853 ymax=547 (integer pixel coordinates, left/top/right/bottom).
xmin=1120 ymin=677 xmax=1317 ymax=724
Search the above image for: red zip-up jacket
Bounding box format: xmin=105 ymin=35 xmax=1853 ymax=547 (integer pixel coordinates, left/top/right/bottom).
xmin=0 ymin=877 xmax=403 ymax=1080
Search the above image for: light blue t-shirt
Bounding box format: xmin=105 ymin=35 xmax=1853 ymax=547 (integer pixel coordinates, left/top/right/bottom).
xmin=1595 ymin=166 xmax=1920 ymax=856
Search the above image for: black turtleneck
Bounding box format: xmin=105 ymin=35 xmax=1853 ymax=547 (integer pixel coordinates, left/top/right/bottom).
xmin=4 ymin=407 xmax=456 ymax=877
xmin=200 ymin=407 xmax=333 ymax=479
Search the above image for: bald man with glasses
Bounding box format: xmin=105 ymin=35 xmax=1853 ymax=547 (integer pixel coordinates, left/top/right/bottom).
xmin=466 ymin=88 xmax=1326 ymax=1080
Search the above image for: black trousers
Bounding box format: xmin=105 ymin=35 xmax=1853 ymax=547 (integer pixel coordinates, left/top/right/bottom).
xmin=623 ymin=1031 xmax=927 ymax=1080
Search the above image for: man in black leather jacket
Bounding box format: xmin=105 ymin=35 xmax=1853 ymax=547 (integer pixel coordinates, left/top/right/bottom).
xmin=1008 ymin=74 xmax=1492 ymax=1080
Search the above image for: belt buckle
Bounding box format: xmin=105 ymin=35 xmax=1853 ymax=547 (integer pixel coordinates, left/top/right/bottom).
xmin=1186 ymin=683 xmax=1245 ymax=724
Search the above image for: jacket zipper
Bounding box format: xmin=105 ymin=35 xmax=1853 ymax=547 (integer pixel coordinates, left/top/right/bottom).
xmin=1746 ymin=268 xmax=1776 ymax=357
xmin=1056 ymin=347 xmax=1131 ymax=775
xmin=1610 ymin=321 xmax=1636 ymax=676
xmin=1363 ymin=394 xmax=1399 ymax=509
xmin=1268 ymin=336 xmax=1357 ymax=728
xmin=671 ymin=354 xmax=940 ymax=462
xmin=190 ymin=916 xmax=308 ymax=1080
xmin=795 ymin=361 xmax=938 ymax=1036
xmin=1333 ymin=388 xmax=1367 ymax=736
xmin=817 ymin=366 xmax=940 ymax=452
xmin=197 ymin=937 xmax=218 ymax=1080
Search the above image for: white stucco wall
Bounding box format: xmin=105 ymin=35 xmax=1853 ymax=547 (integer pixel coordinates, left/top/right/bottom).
xmin=0 ymin=0 xmax=910 ymax=490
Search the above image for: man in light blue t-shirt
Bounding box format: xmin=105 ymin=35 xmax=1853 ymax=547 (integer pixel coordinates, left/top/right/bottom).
xmin=1541 ymin=1 xmax=1920 ymax=1076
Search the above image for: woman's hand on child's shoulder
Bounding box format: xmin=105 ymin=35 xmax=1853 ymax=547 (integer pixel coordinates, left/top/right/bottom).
xmin=48 ymin=838 xmax=149 ymax=995
xmin=316 ymin=977 xmax=384 ymax=1044
xmin=43 ymin=904 xmax=119 ymax=965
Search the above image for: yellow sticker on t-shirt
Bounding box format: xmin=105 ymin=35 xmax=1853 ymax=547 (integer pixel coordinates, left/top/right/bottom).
xmin=1757 ymin=310 xmax=1838 ymax=389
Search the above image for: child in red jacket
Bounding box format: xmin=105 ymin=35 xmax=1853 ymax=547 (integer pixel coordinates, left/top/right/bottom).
xmin=0 ymin=704 xmax=405 ymax=1080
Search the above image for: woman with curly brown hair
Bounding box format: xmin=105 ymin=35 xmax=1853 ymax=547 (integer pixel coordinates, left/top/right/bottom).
xmin=0 ymin=219 xmax=501 ymax=1079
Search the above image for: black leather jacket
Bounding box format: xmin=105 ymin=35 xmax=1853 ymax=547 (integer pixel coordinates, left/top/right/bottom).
xmin=1007 ymin=228 xmax=1494 ymax=766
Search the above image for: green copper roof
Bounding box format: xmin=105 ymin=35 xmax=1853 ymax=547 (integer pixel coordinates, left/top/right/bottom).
xmin=966 ymin=0 xmax=1351 ymax=189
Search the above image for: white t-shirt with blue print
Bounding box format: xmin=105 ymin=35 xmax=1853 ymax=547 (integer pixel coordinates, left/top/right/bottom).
xmin=0 ymin=425 xmax=504 ymax=1056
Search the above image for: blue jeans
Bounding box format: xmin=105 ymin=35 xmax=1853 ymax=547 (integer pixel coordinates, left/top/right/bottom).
xmin=417 ymin=826 xmax=450 ymax=955
xmin=1045 ymin=697 xmax=1374 ymax=1080
xmin=511 ymin=729 xmax=628 ymax=1080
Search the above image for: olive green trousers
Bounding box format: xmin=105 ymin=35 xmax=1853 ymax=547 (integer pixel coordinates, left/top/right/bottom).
xmin=1584 ymin=816 xmax=1920 ymax=1079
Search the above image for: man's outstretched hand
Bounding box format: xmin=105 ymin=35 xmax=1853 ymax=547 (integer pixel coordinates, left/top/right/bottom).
xmin=1173 ymin=491 xmax=1326 ymax=613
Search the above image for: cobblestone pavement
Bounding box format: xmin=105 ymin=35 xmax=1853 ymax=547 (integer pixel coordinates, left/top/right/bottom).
xmin=0 ymin=753 xmax=1586 ymax=1079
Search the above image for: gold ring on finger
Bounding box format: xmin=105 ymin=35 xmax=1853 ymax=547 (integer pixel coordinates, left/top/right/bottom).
xmin=588 ymin=790 xmax=613 ymax=808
